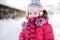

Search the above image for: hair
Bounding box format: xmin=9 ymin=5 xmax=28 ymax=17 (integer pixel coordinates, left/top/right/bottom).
xmin=42 ymin=10 xmax=48 ymax=19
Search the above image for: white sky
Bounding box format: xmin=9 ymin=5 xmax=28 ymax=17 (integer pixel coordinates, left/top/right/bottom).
xmin=5 ymin=0 xmax=59 ymax=10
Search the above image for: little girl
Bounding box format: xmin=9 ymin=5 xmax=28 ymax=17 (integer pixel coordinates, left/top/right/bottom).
xmin=19 ymin=0 xmax=54 ymax=40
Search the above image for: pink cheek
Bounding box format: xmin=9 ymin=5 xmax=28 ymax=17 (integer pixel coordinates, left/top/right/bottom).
xmin=28 ymin=15 xmax=33 ymax=18
xmin=38 ymin=10 xmax=43 ymax=15
xmin=38 ymin=12 xmax=43 ymax=15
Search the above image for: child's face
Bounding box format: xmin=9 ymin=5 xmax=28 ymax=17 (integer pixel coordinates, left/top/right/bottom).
xmin=28 ymin=9 xmax=43 ymax=18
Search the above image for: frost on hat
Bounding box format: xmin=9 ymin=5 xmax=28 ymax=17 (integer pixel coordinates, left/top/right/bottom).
xmin=27 ymin=0 xmax=43 ymax=11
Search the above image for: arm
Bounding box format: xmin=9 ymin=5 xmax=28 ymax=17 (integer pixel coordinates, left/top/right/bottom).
xmin=43 ymin=24 xmax=54 ymax=40
xmin=19 ymin=22 xmax=28 ymax=40
xmin=19 ymin=28 xmax=26 ymax=40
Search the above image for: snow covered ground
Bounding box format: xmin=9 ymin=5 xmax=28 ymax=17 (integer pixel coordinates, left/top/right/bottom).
xmin=0 ymin=14 xmax=60 ymax=40
xmin=0 ymin=18 xmax=27 ymax=40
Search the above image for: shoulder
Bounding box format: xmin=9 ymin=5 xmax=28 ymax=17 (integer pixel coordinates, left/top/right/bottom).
xmin=35 ymin=18 xmax=46 ymax=26
xmin=43 ymin=23 xmax=52 ymax=29
xmin=44 ymin=23 xmax=51 ymax=26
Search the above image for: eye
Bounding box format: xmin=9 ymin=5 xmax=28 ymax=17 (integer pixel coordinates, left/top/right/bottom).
xmin=34 ymin=13 xmax=37 ymax=14
xmin=29 ymin=13 xmax=32 ymax=15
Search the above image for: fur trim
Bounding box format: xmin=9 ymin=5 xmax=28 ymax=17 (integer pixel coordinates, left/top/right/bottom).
xmin=35 ymin=18 xmax=46 ymax=26
xmin=22 ymin=22 xmax=28 ymax=28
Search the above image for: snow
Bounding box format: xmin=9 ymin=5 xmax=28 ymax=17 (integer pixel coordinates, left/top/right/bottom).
xmin=0 ymin=18 xmax=27 ymax=40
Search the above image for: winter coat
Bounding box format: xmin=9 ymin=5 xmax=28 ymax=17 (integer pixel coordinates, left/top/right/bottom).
xmin=19 ymin=16 xmax=54 ymax=40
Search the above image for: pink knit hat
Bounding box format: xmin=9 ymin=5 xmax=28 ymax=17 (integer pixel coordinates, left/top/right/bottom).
xmin=27 ymin=0 xmax=43 ymax=11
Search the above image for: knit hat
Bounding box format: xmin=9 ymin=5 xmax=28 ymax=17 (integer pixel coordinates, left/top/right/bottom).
xmin=27 ymin=0 xmax=43 ymax=11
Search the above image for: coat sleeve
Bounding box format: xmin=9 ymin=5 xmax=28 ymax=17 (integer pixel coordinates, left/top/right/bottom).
xmin=19 ymin=28 xmax=26 ymax=40
xmin=43 ymin=23 xmax=54 ymax=40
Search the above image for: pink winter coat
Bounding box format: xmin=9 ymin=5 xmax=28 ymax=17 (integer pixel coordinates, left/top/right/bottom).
xmin=19 ymin=17 xmax=54 ymax=40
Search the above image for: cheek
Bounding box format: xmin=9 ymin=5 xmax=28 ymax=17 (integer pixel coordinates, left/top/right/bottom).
xmin=40 ymin=12 xmax=43 ymax=16
xmin=28 ymin=15 xmax=32 ymax=18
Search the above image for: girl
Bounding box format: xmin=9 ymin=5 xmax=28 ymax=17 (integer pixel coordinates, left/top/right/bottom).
xmin=19 ymin=0 xmax=54 ymax=40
